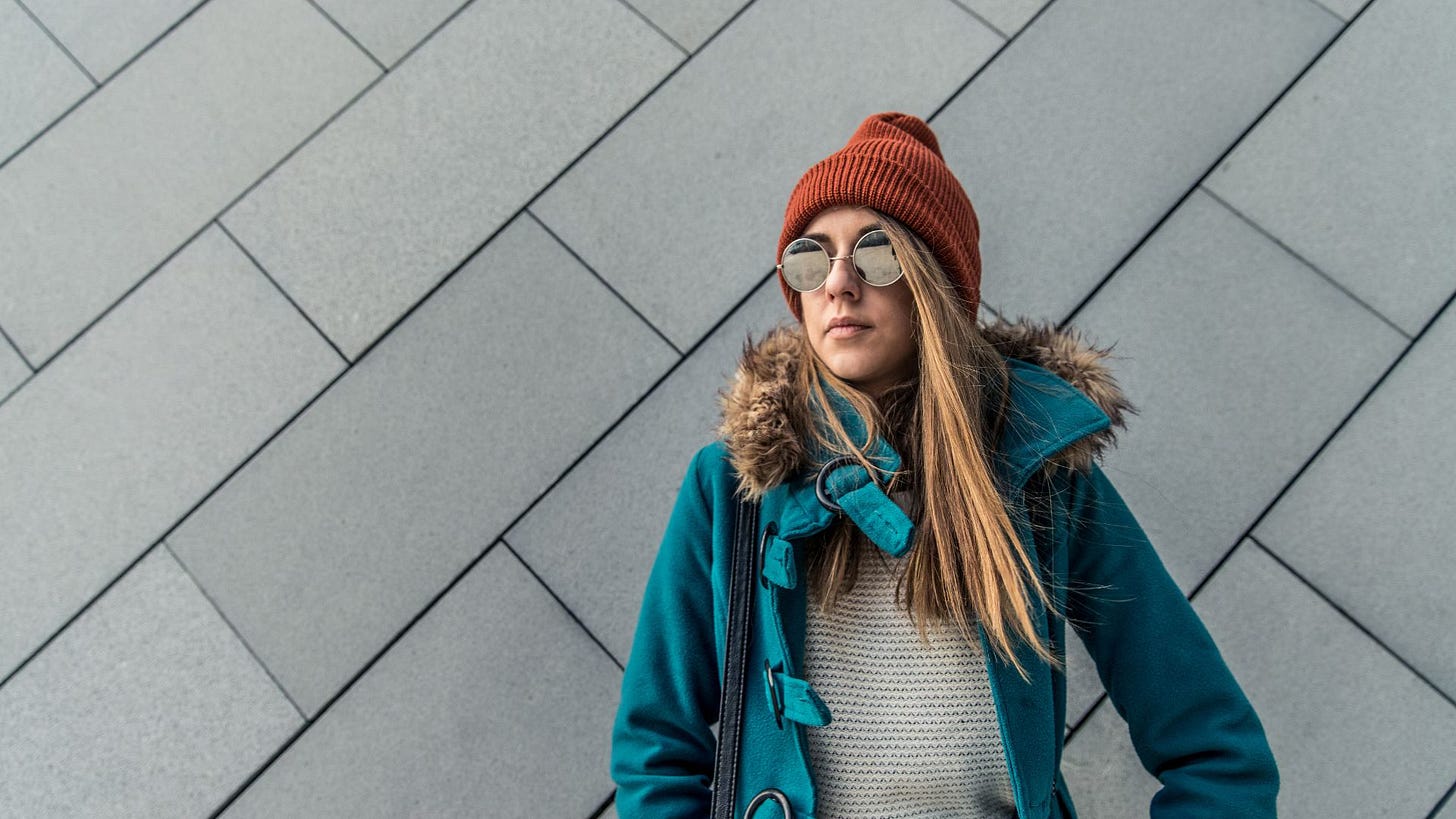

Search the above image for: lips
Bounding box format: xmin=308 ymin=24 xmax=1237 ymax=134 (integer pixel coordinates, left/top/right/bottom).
xmin=826 ymin=322 xmax=870 ymax=338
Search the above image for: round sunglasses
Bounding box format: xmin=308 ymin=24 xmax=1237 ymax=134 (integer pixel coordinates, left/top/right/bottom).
xmin=777 ymin=229 xmax=903 ymax=293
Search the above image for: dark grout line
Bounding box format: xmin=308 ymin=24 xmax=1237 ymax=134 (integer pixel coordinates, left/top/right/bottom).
xmin=1248 ymin=535 xmax=1456 ymax=710
xmin=196 ymin=264 xmax=790 ymax=815
xmin=1428 ymin=778 xmax=1456 ymax=819
xmin=1303 ymin=0 xmax=1350 ymax=26
xmin=4 ymin=0 xmax=760 ymax=378
xmin=0 ymin=357 xmax=360 ymax=693
xmin=612 ymin=0 xmax=690 ymax=57
xmin=214 ymin=220 xmax=351 ymax=364
xmin=502 ymin=539 xmax=625 ymax=671
xmin=926 ymin=0 xmax=1060 ymax=125
xmin=0 ymin=537 xmax=155 ymax=691
xmin=525 ymin=209 xmax=683 ymax=357
xmin=943 ymin=0 xmax=1010 ymax=41
xmin=0 ymin=321 xmax=36 ymax=410
xmin=1200 ymin=185 xmax=1411 ymax=340
xmin=1182 ymin=284 xmax=1456 ymax=608
xmin=1 ymin=0 xmax=767 ymax=701
xmin=10 ymin=72 xmax=390 ymax=376
xmin=1059 ymin=0 xmax=1376 ymax=331
xmin=0 ymin=0 xmax=217 ymax=172
xmin=1067 ymin=287 xmax=1456 ymax=750
xmin=12 ymin=0 xmax=97 ymax=85
xmin=587 ymin=790 xmax=617 ymax=819
xmin=203 ymin=543 xmax=510 ymax=817
xmin=163 ymin=541 xmax=308 ymax=720
xmin=304 ymin=0 xmax=386 ymax=72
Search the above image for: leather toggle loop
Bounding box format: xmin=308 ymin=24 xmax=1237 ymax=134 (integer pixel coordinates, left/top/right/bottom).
xmin=759 ymin=534 xmax=797 ymax=590
xmin=763 ymin=663 xmax=832 ymax=727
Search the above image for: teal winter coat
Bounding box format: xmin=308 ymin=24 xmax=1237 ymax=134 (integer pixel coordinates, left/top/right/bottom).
xmin=610 ymin=317 xmax=1279 ymax=818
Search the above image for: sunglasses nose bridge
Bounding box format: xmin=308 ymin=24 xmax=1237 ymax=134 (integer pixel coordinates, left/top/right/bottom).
xmin=821 ymin=252 xmax=861 ymax=293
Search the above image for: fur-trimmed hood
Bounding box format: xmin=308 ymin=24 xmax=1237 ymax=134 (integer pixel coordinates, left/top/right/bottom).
xmin=716 ymin=315 xmax=1137 ymax=501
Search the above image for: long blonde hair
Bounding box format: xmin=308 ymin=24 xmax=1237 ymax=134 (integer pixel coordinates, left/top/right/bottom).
xmin=793 ymin=210 xmax=1065 ymax=682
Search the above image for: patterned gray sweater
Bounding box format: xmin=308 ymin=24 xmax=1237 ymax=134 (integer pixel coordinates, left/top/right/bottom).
xmin=802 ymin=489 xmax=1018 ymax=818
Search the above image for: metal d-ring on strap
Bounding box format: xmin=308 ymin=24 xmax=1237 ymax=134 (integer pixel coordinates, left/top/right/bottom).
xmin=745 ymin=787 xmax=794 ymax=818
xmin=814 ymin=454 xmax=866 ymax=515
xmin=763 ymin=658 xmax=784 ymax=729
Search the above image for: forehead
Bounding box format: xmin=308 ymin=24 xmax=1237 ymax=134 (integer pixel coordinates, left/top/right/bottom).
xmin=802 ymin=205 xmax=879 ymax=234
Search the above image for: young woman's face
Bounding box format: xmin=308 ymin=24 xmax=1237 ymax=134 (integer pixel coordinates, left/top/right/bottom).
xmin=794 ymin=206 xmax=919 ymax=398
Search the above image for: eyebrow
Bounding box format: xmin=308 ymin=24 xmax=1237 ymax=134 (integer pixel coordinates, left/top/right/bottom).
xmin=804 ymin=223 xmax=883 ymax=246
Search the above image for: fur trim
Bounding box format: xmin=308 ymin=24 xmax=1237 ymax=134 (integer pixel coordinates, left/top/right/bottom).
xmin=715 ymin=314 xmax=1137 ymax=501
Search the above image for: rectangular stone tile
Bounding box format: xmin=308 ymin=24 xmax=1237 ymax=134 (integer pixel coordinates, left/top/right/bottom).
xmin=220 ymin=543 xmax=619 ymax=819
xmin=1205 ymin=0 xmax=1456 ymax=336
xmin=507 ymin=273 xmax=789 ymax=665
xmin=532 ymin=0 xmax=999 ymax=351
xmin=24 ymin=0 xmax=200 ymax=82
xmin=312 ymin=0 xmax=467 ymax=67
xmin=1068 ymin=189 xmax=1402 ymax=592
xmin=0 ymin=546 xmax=300 ymax=818
xmin=1254 ymin=299 xmax=1456 ymax=699
xmin=1062 ymin=541 xmax=1456 ymax=818
xmin=964 ymin=0 xmax=1050 ymax=36
xmin=0 ymin=0 xmax=377 ymax=366
xmin=1315 ymin=0 xmax=1367 ymax=21
xmin=221 ymin=0 xmax=680 ymax=361
xmin=169 ymin=214 xmax=676 ymax=716
xmin=0 ymin=0 xmax=90 ymax=161
xmin=628 ymin=0 xmax=746 ymax=51
xmin=0 ymin=224 xmax=343 ymax=681
xmin=932 ymin=0 xmax=1338 ymax=323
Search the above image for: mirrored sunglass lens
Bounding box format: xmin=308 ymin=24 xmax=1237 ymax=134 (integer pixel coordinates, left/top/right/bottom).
xmin=854 ymin=230 xmax=900 ymax=285
xmin=782 ymin=239 xmax=828 ymax=291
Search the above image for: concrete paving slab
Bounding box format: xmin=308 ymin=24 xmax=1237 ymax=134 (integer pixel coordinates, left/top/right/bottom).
xmin=532 ymin=0 xmax=1000 ymax=351
xmin=0 ymin=0 xmax=377 ymax=367
xmin=0 ymin=546 xmax=300 ymax=819
xmin=0 ymin=0 xmax=91 ymax=161
xmin=311 ymin=0 xmax=467 ymax=67
xmin=169 ymin=214 xmax=675 ymax=716
xmin=1205 ymin=0 xmax=1456 ymax=336
xmin=221 ymin=0 xmax=680 ymax=360
xmin=508 ymin=272 xmax=788 ymax=665
xmin=1255 ymin=299 xmax=1456 ymax=699
xmin=962 ymin=0 xmax=1050 ymax=36
xmin=931 ymin=0 xmax=1339 ymax=324
xmin=627 ymin=0 xmax=747 ymax=52
xmin=220 ymin=543 xmax=619 ymax=819
xmin=23 ymin=0 xmax=201 ymax=83
xmin=1068 ymin=189 xmax=1403 ymax=592
xmin=0 ymin=224 xmax=343 ymax=682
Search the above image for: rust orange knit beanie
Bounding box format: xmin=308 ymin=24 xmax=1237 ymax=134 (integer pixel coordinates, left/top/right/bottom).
xmin=776 ymin=111 xmax=981 ymax=322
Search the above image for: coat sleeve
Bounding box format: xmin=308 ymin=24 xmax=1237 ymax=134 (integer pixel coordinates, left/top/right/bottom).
xmin=1063 ymin=462 xmax=1279 ymax=817
xmin=609 ymin=444 xmax=721 ymax=817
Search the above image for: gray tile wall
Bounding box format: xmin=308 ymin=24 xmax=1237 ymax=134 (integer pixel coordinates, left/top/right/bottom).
xmin=1 ymin=0 xmax=1452 ymax=816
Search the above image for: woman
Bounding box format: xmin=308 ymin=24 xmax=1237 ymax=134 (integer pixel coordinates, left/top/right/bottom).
xmin=610 ymin=112 xmax=1278 ymax=818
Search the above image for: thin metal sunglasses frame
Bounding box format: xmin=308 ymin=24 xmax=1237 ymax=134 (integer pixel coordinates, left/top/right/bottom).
xmin=776 ymin=228 xmax=904 ymax=292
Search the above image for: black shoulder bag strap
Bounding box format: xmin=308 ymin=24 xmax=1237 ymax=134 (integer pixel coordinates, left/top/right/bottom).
xmin=709 ymin=491 xmax=759 ymax=818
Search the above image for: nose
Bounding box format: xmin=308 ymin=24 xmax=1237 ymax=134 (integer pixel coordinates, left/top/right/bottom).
xmin=823 ymin=254 xmax=861 ymax=299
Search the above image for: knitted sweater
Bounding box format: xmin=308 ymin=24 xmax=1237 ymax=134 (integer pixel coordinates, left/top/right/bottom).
xmin=802 ymin=488 xmax=1018 ymax=818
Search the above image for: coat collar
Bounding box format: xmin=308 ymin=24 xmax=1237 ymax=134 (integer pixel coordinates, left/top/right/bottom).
xmin=714 ymin=315 xmax=1136 ymax=554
